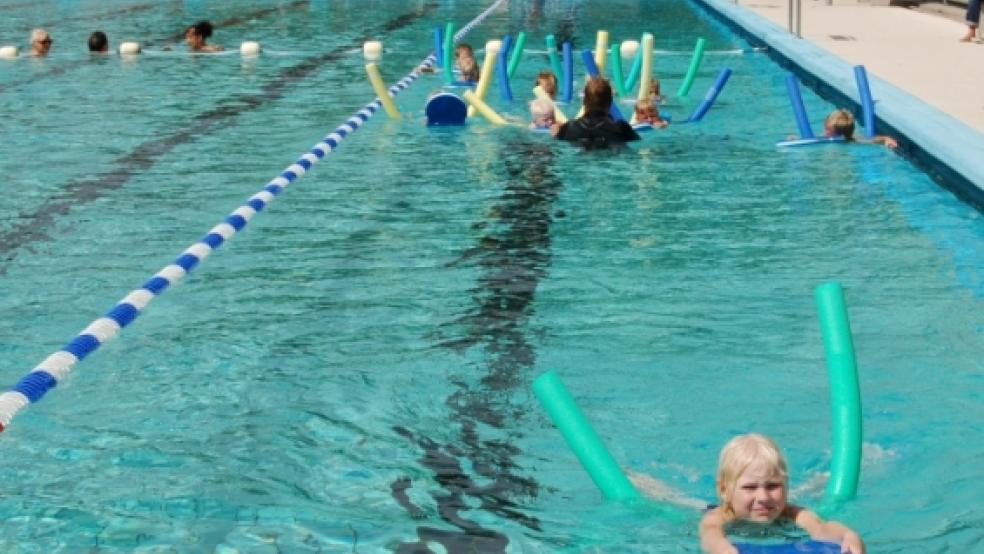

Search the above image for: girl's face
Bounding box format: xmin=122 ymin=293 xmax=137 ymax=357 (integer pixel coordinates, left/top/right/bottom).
xmin=185 ymin=29 xmax=204 ymax=49
xmin=727 ymin=461 xmax=787 ymax=523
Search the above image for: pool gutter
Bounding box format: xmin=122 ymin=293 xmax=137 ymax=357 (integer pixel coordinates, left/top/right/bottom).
xmin=691 ymin=0 xmax=984 ymax=211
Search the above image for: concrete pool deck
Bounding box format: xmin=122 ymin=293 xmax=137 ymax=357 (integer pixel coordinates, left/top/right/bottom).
xmin=695 ymin=0 xmax=984 ymax=208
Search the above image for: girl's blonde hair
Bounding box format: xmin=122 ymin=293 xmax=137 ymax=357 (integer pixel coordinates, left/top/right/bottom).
xmin=824 ymin=109 xmax=855 ymax=140
xmin=717 ymin=433 xmax=789 ymax=521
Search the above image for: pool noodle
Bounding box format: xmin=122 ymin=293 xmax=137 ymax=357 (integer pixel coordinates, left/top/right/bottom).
xmin=532 ymin=370 xmax=640 ymax=501
xmin=609 ymin=44 xmax=628 ymax=97
xmin=594 ymin=30 xmax=609 ymax=73
xmin=785 ymin=73 xmax=814 ymax=138
xmin=853 ymin=65 xmax=876 ymax=138
xmin=580 ymin=49 xmax=626 ymax=122
xmin=814 ymin=282 xmax=862 ymax=501
xmin=433 ymin=27 xmax=443 ymax=68
xmin=443 ymin=22 xmax=455 ymax=84
xmin=546 ymin=35 xmax=563 ymax=86
xmin=636 ymin=34 xmax=654 ymax=103
xmin=624 ymin=38 xmax=644 ymax=91
xmin=685 ymin=67 xmax=731 ymax=122
xmin=462 ymin=89 xmax=507 ymax=125
xmin=676 ymin=37 xmax=706 ymax=98
xmin=365 ymin=64 xmax=400 ymax=118
xmin=467 ymin=42 xmax=500 ymax=117
xmin=497 ymin=41 xmax=513 ymax=101
xmin=507 ymin=31 xmax=526 ymax=79
xmin=533 ymin=85 xmax=567 ymax=123
xmin=561 ymin=41 xmax=574 ymax=104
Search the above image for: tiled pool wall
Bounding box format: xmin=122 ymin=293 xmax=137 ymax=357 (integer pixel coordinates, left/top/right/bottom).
xmin=690 ymin=0 xmax=984 ymax=211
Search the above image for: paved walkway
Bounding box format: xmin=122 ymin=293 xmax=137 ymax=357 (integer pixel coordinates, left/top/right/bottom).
xmin=734 ymin=0 xmax=984 ymax=135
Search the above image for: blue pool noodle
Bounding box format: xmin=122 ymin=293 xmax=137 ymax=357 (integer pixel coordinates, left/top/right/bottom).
xmin=853 ymin=65 xmax=876 ymax=138
xmin=785 ymin=74 xmax=814 ymax=138
xmin=433 ymin=27 xmax=443 ymax=68
xmin=685 ymin=68 xmax=732 ymax=122
xmin=497 ymin=44 xmax=513 ymax=101
xmin=561 ymin=41 xmax=574 ymax=103
xmin=581 ymin=49 xmax=626 ymax=122
xmin=546 ymin=35 xmax=564 ymax=85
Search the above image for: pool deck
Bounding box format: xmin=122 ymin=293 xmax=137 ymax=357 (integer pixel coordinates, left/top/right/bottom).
xmin=696 ymin=0 xmax=984 ymax=208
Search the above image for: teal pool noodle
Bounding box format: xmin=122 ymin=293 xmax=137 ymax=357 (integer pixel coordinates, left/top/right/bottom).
xmin=676 ymin=37 xmax=706 ymax=98
xmin=624 ymin=40 xmax=643 ymax=91
xmin=609 ymin=44 xmax=628 ymax=97
xmin=533 ymin=370 xmax=640 ymax=501
xmin=546 ymin=35 xmax=563 ymax=83
xmin=508 ymin=31 xmax=526 ymax=79
xmin=815 ymin=282 xmax=863 ymax=501
xmin=443 ymin=22 xmax=455 ymax=84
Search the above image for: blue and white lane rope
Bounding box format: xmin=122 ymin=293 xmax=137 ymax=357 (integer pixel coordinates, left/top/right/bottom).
xmin=0 ymin=0 xmax=508 ymax=433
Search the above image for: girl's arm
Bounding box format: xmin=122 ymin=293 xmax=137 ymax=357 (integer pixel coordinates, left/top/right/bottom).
xmin=699 ymin=508 xmax=739 ymax=554
xmin=790 ymin=505 xmax=866 ymax=554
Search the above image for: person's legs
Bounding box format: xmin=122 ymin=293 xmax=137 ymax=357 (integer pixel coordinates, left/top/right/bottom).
xmin=961 ymin=0 xmax=982 ymax=41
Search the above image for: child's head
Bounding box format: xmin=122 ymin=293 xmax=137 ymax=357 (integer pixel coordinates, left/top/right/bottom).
xmin=458 ymin=55 xmax=479 ymax=82
xmin=649 ymin=78 xmax=661 ymax=98
xmin=634 ymin=98 xmax=658 ymax=123
xmin=582 ymin=77 xmax=614 ymax=115
xmin=454 ymin=43 xmax=474 ymax=60
xmin=823 ymin=109 xmax=855 ymax=139
xmin=529 ymin=98 xmax=555 ymax=128
xmin=716 ymin=434 xmax=789 ymax=524
xmin=536 ymin=70 xmax=559 ymax=99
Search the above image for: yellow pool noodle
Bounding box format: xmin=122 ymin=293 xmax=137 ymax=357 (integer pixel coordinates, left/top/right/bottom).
xmin=365 ymin=63 xmax=400 ymax=119
xmin=594 ymin=30 xmax=609 ymax=74
xmin=463 ymin=90 xmax=507 ymax=125
xmin=631 ymin=33 xmax=654 ymax=124
xmin=533 ymin=85 xmax=567 ymax=124
xmin=467 ymin=41 xmax=500 ymax=117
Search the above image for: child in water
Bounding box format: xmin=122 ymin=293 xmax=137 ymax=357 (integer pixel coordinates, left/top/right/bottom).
xmin=699 ymin=434 xmax=866 ymax=554
xmin=529 ymin=98 xmax=556 ymax=129
xmin=634 ymin=97 xmax=668 ymax=128
xmin=822 ymin=109 xmax=897 ymax=148
xmin=454 ymin=43 xmax=480 ymax=82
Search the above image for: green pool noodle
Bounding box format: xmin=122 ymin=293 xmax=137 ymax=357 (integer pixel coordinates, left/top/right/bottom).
xmin=815 ymin=282 xmax=863 ymax=501
xmin=546 ymin=35 xmax=563 ymax=84
xmin=609 ymin=44 xmax=628 ymax=97
xmin=443 ymin=22 xmax=455 ymax=84
xmin=533 ymin=370 xmax=640 ymax=501
xmin=676 ymin=37 xmax=706 ymax=98
xmin=623 ymin=38 xmax=644 ymax=91
xmin=507 ymin=31 xmax=526 ymax=79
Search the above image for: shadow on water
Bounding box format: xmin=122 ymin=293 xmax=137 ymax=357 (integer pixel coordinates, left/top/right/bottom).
xmin=392 ymin=139 xmax=564 ymax=553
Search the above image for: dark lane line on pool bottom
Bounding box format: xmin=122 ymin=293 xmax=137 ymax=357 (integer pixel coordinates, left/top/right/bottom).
xmin=392 ymin=140 xmax=564 ymax=553
xmin=0 ymin=1 xmax=310 ymax=95
xmin=0 ymin=3 xmax=438 ymax=270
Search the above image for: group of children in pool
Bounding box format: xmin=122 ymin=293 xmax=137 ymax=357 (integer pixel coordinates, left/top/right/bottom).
xmin=445 ymin=42 xmax=896 ymax=151
xmin=17 ymin=20 xmax=223 ymax=57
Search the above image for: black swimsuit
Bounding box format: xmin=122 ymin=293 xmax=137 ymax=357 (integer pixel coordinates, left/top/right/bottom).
xmin=555 ymin=112 xmax=640 ymax=149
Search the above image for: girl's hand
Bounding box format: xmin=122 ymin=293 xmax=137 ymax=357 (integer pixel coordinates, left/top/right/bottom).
xmin=841 ymin=531 xmax=865 ymax=554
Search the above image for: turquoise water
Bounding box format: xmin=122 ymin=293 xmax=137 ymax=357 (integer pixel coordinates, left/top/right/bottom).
xmin=1 ymin=0 xmax=982 ymax=551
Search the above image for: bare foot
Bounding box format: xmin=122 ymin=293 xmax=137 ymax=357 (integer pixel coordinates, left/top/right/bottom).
xmin=960 ymin=29 xmax=977 ymax=42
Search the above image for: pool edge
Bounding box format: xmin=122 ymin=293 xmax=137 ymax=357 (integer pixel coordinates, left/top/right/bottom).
xmin=690 ymin=0 xmax=984 ymax=211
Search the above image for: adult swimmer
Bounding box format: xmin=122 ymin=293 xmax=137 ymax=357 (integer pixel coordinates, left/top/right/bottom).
xmin=551 ymin=77 xmax=639 ymax=148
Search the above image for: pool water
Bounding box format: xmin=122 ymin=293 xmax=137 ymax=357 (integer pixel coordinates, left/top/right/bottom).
xmin=1 ymin=0 xmax=981 ymax=552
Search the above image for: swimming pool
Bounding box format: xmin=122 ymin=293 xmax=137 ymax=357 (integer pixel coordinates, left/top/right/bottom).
xmin=1 ymin=0 xmax=981 ymax=551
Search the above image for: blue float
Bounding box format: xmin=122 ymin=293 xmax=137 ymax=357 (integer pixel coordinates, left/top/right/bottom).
xmin=684 ymin=68 xmax=732 ymax=122
xmin=785 ymin=74 xmax=814 ymax=138
xmin=426 ymin=93 xmax=468 ymax=126
xmin=736 ymin=540 xmax=841 ymax=554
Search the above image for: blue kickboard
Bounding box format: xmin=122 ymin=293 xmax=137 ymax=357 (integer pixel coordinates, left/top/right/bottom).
xmin=426 ymin=93 xmax=467 ymax=126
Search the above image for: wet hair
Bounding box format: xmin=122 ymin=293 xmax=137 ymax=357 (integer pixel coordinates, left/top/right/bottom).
xmin=717 ymin=433 xmax=789 ymax=522
xmin=454 ymin=43 xmax=474 ymax=58
xmin=824 ymin=109 xmax=855 ymax=140
xmin=31 ymin=28 xmax=51 ymax=44
xmin=88 ymin=31 xmax=108 ymax=52
xmin=582 ymin=77 xmax=614 ymax=115
xmin=536 ymin=70 xmax=558 ymax=98
xmin=187 ymin=20 xmax=214 ymax=40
